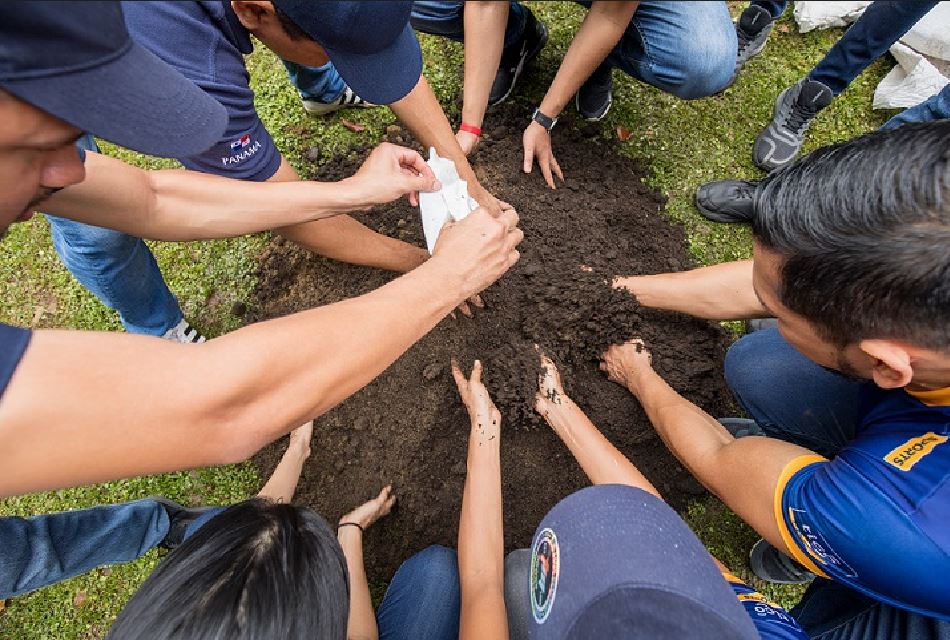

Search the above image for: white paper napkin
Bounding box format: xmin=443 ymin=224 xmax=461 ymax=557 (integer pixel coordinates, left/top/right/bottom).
xmin=418 ymin=147 xmax=478 ymax=254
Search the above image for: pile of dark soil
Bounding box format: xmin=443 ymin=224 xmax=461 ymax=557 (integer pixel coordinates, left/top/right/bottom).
xmin=249 ymin=115 xmax=736 ymax=581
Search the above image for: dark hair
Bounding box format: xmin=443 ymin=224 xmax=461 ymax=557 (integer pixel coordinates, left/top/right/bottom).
xmin=272 ymin=3 xmax=310 ymax=41
xmin=752 ymin=120 xmax=950 ymax=350
xmin=106 ymin=499 xmax=349 ymax=640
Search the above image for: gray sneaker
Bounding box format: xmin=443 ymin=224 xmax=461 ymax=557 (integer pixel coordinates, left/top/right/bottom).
xmin=734 ymin=5 xmax=776 ymax=80
xmin=753 ymin=78 xmax=833 ymax=171
xmin=750 ymin=539 xmax=815 ymax=585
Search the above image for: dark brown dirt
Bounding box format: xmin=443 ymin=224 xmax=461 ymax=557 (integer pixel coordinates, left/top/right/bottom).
xmin=249 ymin=113 xmax=736 ymax=581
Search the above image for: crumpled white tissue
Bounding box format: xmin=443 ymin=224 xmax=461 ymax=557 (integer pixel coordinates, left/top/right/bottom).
xmin=418 ymin=147 xmax=478 ymax=254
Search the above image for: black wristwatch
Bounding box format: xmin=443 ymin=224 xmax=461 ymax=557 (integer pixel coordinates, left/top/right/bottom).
xmin=532 ymin=107 xmax=558 ymax=132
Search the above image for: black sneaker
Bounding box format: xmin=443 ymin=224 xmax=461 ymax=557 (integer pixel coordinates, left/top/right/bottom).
xmin=718 ymin=418 xmax=765 ymax=438
xmin=152 ymin=497 xmax=216 ymax=550
xmin=575 ymin=61 xmax=613 ymax=121
xmin=732 ymin=4 xmax=776 ymax=83
xmin=750 ymin=539 xmax=815 ymax=584
xmin=694 ymin=179 xmax=759 ymax=223
xmin=753 ymin=78 xmax=833 ymax=170
xmin=489 ymin=12 xmax=548 ymax=106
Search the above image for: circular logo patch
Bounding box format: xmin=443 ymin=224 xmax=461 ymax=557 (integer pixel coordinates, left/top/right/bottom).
xmin=530 ymin=527 xmax=560 ymax=623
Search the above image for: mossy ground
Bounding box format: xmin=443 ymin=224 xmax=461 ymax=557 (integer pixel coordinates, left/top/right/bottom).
xmin=0 ymin=3 xmax=894 ymax=635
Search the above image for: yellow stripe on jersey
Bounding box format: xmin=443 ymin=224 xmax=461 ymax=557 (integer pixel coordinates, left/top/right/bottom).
xmin=906 ymin=386 xmax=950 ymax=407
xmin=773 ymin=454 xmax=830 ymax=579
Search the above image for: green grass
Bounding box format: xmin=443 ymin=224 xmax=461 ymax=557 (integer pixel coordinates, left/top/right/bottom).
xmin=0 ymin=5 xmax=894 ymax=634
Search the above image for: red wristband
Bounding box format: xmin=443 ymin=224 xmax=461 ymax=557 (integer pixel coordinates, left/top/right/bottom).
xmin=459 ymin=122 xmax=482 ymax=137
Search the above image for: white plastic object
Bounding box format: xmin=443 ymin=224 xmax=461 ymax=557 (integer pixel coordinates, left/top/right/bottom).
xmin=418 ymin=147 xmax=478 ymax=254
xmin=874 ymin=42 xmax=950 ymax=109
xmin=793 ymin=1 xmax=871 ymax=33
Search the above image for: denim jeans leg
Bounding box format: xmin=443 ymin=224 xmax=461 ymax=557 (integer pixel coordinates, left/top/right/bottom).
xmin=0 ymin=499 xmax=169 ymax=599
xmin=283 ymin=59 xmax=346 ymax=103
xmin=750 ymin=0 xmax=788 ymax=20
xmin=880 ymin=83 xmax=950 ymax=130
xmin=376 ymin=545 xmax=461 ymax=640
xmin=606 ymin=1 xmax=737 ymax=99
xmin=723 ymin=328 xmax=864 ymax=457
xmin=808 ymin=0 xmax=939 ymax=96
xmin=792 ymin=578 xmax=950 ymax=640
xmin=411 ymin=1 xmax=529 ymax=50
xmin=46 ymin=136 xmax=182 ymax=336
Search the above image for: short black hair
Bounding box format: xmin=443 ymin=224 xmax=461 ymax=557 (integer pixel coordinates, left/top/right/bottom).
xmin=753 ymin=120 xmax=950 ymax=350
xmin=272 ymin=2 xmax=309 ymax=41
xmin=106 ymin=499 xmax=349 ymax=640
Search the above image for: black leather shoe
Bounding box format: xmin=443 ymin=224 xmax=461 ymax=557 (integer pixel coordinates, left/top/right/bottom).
xmin=489 ymin=11 xmax=548 ymax=106
xmin=575 ymin=61 xmax=613 ymax=121
xmin=694 ymin=179 xmax=759 ymax=223
xmin=152 ymin=497 xmax=216 ymax=550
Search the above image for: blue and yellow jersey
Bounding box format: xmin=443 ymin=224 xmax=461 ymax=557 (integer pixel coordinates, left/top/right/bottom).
xmin=774 ymin=385 xmax=950 ymax=619
xmin=723 ymin=572 xmax=809 ymax=639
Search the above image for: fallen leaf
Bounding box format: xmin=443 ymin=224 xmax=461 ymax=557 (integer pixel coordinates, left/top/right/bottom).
xmin=73 ymin=591 xmax=88 ymax=608
xmin=777 ymin=23 xmax=791 ymax=33
xmin=616 ymin=125 xmax=633 ymax=142
xmin=0 ymin=599 xmax=6 ymax=614
xmin=340 ymin=119 xmax=366 ymax=133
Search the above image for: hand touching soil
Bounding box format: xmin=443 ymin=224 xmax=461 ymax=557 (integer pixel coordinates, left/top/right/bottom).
xmin=340 ymin=485 xmax=397 ymax=530
xmin=601 ymin=339 xmax=654 ymax=394
xmin=535 ymin=351 xmax=566 ymax=419
xmin=452 ymin=359 xmax=501 ymax=442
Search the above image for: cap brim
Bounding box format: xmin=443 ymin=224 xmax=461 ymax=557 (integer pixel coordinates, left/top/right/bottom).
xmin=3 ymin=41 xmax=227 ymax=158
xmin=324 ymin=23 xmax=423 ymax=105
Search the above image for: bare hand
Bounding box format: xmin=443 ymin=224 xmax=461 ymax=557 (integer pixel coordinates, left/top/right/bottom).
xmin=523 ymin=121 xmax=563 ymax=189
xmin=347 ymin=142 xmax=441 ymax=207
xmin=288 ymin=420 xmax=313 ymax=459
xmin=534 ymin=351 xmax=567 ymax=418
xmin=431 ymin=206 xmax=523 ymax=300
xmin=340 ymin=485 xmax=396 ymax=530
xmin=456 ymin=129 xmax=480 ymax=157
xmin=452 ymin=293 xmax=486 ymax=319
xmin=468 ymin=179 xmax=514 ymax=218
xmin=452 ymin=359 xmax=501 ymax=440
xmin=601 ymin=339 xmax=653 ymax=392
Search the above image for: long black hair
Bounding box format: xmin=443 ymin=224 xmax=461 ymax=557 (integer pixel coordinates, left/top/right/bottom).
xmin=106 ymin=499 xmax=350 ymax=640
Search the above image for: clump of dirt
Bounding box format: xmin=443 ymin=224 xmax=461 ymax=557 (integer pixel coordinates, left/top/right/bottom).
xmin=249 ymin=113 xmax=736 ymax=581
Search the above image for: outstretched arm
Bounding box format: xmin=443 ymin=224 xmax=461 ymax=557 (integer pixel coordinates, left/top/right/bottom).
xmin=42 ymin=143 xmax=439 ymax=242
xmin=613 ymin=260 xmax=769 ymax=320
xmin=454 ymin=2 xmax=509 ymax=156
xmin=453 ymin=360 xmax=508 ymax=640
xmin=257 ymin=421 xmax=313 ymax=503
xmin=0 ymin=207 xmax=522 ymax=496
xmin=534 ymin=353 xmax=660 ymax=497
xmin=391 ymin=74 xmax=509 ymax=215
xmin=601 ymin=340 xmax=815 ymax=558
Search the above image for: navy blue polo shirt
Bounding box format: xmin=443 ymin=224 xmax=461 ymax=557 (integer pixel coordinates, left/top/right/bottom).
xmin=121 ymin=1 xmax=281 ymax=181
xmin=0 ymin=324 xmax=31 ymax=400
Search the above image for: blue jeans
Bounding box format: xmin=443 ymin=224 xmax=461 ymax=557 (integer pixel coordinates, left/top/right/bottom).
xmin=724 ymin=328 xmax=950 ymax=640
xmin=376 ymin=545 xmax=461 ymax=640
xmin=0 ymin=499 xmax=168 ymax=599
xmin=881 ymin=83 xmax=950 ymax=130
xmin=47 ymin=135 xmax=182 ymax=336
xmin=284 ymin=2 xmax=530 ymax=104
xmin=808 ymin=0 xmax=938 ymax=96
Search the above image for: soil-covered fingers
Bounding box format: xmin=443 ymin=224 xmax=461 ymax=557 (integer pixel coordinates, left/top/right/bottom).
xmin=600 ymin=339 xmax=654 ymax=389
xmin=534 ymin=349 xmax=566 ymax=415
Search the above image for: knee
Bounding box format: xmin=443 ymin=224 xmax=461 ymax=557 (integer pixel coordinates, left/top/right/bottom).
xmin=664 ymin=34 xmax=736 ymax=100
xmin=724 ymin=328 xmax=784 ymax=408
xmin=406 ymin=545 xmax=459 ymax=585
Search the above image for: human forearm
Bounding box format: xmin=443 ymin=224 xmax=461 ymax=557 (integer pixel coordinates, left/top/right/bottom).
xmin=614 ymin=260 xmax=768 ymax=320
xmin=458 ymin=430 xmax=507 ymax=640
xmin=278 ymin=214 xmax=428 ymax=272
xmin=539 ymin=2 xmax=638 ymax=117
xmin=541 ymin=396 xmax=660 ymax=496
xmin=461 ymin=2 xmax=508 ymax=128
xmin=338 ymin=528 xmax=378 ymax=640
xmin=43 ymin=152 xmax=361 ymax=241
xmin=0 ymin=260 xmax=461 ymax=495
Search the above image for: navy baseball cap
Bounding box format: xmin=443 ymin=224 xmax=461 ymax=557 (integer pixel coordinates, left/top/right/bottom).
xmin=527 ymin=485 xmax=759 ymax=640
xmin=0 ymin=1 xmax=227 ymax=158
xmin=272 ymin=0 xmax=422 ymax=105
